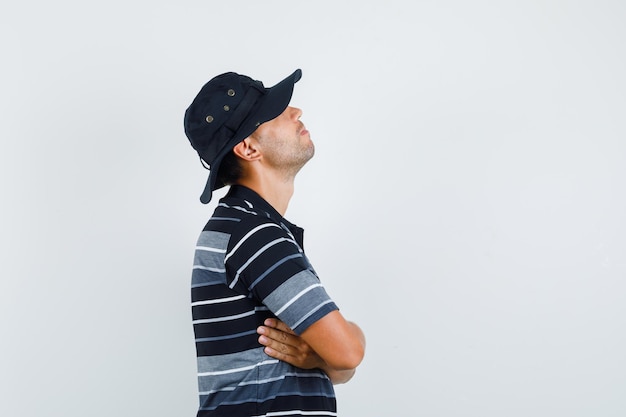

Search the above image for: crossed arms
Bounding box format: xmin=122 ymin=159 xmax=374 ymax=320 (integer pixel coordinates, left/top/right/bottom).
xmin=257 ymin=310 xmax=366 ymax=384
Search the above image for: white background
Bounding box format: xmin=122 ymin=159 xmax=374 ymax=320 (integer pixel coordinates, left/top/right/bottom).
xmin=1 ymin=1 xmax=625 ymax=416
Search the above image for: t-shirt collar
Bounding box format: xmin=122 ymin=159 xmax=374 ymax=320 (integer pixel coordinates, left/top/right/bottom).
xmin=225 ymin=185 xmax=297 ymax=229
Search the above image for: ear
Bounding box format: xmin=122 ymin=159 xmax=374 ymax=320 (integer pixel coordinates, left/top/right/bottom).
xmin=233 ymin=138 xmax=261 ymax=162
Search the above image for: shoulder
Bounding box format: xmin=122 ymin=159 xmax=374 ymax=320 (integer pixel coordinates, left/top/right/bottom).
xmin=227 ymin=213 xmax=298 ymax=258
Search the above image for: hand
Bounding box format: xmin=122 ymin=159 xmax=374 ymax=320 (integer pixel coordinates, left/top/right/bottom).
xmin=257 ymin=318 xmax=358 ymax=384
xmin=257 ymin=318 xmax=325 ymax=370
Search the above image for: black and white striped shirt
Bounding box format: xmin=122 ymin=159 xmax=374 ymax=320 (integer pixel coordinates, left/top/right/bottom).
xmin=191 ymin=185 xmax=339 ymax=416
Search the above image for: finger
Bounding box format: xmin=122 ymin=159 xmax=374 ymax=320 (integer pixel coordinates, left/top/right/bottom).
xmin=262 ymin=345 xmax=290 ymax=362
xmin=258 ymin=335 xmax=294 ymax=357
xmin=264 ymin=318 xmax=295 ymax=335
xmin=257 ymin=326 xmax=294 ymax=346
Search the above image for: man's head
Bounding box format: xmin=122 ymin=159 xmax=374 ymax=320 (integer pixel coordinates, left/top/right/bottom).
xmin=184 ymin=69 xmax=302 ymax=204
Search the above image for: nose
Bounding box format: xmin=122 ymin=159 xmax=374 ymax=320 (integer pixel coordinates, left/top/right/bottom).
xmin=287 ymin=106 xmax=302 ymax=120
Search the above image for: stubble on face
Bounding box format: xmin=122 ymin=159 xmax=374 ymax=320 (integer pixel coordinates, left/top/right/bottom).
xmin=252 ymin=114 xmax=315 ymax=177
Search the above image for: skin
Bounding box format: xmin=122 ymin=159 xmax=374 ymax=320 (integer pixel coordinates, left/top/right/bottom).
xmin=257 ymin=318 xmax=364 ymax=385
xmin=232 ymin=106 xmax=314 ymax=215
xmin=232 ymin=105 xmax=366 ymax=384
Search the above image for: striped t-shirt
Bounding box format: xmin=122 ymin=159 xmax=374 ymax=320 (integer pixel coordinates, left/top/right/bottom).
xmin=191 ymin=185 xmax=339 ymax=417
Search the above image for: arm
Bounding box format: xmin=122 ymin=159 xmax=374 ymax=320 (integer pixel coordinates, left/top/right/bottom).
xmin=257 ymin=314 xmax=366 ymax=385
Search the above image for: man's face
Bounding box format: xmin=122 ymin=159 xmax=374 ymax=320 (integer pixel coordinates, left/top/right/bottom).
xmin=251 ymin=106 xmax=315 ymax=173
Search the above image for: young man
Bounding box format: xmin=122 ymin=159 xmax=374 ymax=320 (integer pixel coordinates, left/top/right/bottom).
xmin=183 ymin=69 xmax=366 ymax=417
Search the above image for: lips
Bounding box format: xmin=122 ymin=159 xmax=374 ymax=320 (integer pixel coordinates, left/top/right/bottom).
xmin=298 ymin=123 xmax=309 ymax=136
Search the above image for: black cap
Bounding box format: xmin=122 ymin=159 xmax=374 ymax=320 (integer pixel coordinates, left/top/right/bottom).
xmin=184 ymin=69 xmax=302 ymax=203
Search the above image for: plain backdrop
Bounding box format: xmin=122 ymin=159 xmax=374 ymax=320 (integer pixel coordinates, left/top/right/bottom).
xmin=1 ymin=1 xmax=625 ymax=416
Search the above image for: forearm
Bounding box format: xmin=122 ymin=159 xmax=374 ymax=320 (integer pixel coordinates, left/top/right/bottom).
xmin=326 ymin=321 xmax=364 ymax=384
xmin=321 ymin=364 xmax=357 ymax=385
xmin=313 ymin=321 xmax=364 ymax=384
xmin=347 ymin=321 xmax=366 ymax=354
xmin=257 ymin=318 xmax=366 ymax=385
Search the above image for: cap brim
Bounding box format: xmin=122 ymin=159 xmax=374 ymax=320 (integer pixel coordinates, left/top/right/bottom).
xmin=251 ymin=69 xmax=302 ymax=126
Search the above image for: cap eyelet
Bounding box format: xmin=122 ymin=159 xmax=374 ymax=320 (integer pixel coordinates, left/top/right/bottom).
xmin=205 ymin=115 xmax=214 ymax=123
xmin=223 ymin=105 xmax=230 ymax=111
xmin=227 ymin=89 xmax=235 ymax=96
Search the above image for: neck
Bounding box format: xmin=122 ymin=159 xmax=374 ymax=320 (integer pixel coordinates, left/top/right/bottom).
xmin=236 ymin=172 xmax=295 ymax=216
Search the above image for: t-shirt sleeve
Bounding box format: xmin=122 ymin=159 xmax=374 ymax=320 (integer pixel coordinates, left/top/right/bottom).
xmin=224 ymin=216 xmax=338 ymax=335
